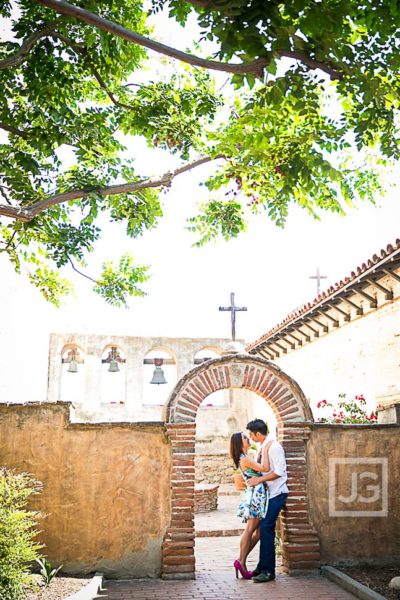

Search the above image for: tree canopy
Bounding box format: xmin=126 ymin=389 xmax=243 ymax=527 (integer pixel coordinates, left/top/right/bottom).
xmin=1 ymin=0 xmax=399 ymax=305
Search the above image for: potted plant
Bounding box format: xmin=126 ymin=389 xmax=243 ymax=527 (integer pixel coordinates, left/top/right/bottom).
xmin=233 ymin=469 xmax=246 ymax=491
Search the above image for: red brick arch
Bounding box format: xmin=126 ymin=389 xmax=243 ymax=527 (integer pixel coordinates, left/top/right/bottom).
xmin=162 ymin=353 xmax=320 ymax=580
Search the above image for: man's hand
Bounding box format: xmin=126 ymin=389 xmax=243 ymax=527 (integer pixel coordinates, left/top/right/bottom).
xmin=247 ymin=476 xmax=262 ymax=487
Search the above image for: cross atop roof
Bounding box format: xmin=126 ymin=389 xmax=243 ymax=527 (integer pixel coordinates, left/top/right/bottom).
xmin=309 ymin=267 xmax=327 ymax=296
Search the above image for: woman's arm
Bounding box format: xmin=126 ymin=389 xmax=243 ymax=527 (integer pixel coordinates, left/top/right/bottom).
xmin=240 ymin=441 xmax=273 ymax=472
xmin=240 ymin=456 xmax=265 ymax=473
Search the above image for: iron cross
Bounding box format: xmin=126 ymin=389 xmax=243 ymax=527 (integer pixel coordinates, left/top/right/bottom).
xmin=219 ymin=292 xmax=247 ymax=341
xmin=309 ymin=267 xmax=327 ymax=296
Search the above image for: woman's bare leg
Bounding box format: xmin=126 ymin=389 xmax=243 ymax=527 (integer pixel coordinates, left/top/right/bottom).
xmin=249 ymin=526 xmax=260 ymax=553
xmin=239 ymin=518 xmax=260 ymax=568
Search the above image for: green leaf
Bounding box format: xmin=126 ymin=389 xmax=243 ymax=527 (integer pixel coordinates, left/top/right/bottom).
xmin=94 ymin=254 xmax=149 ymax=306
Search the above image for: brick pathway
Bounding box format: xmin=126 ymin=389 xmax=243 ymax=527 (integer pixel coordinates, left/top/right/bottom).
xmin=196 ymin=489 xmax=245 ymax=537
xmin=97 ymin=491 xmax=356 ymax=599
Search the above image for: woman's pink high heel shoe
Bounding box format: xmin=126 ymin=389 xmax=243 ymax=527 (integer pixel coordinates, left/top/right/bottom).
xmin=233 ymin=559 xmax=253 ymax=579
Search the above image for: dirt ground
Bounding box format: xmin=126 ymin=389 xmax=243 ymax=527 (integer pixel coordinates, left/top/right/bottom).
xmin=23 ymin=568 xmax=400 ymax=599
xmin=24 ymin=575 xmax=91 ymax=599
xmin=341 ymin=566 xmax=400 ymax=599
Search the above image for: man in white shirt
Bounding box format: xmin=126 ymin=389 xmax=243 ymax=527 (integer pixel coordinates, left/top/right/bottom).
xmin=246 ymin=419 xmax=288 ymax=583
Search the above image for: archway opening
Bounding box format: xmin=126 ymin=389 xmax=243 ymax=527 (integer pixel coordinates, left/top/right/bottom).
xmin=162 ymin=354 xmax=320 ymax=580
xmin=194 ymin=388 xmax=279 ymax=576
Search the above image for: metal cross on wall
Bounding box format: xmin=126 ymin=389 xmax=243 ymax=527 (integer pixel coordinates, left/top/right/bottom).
xmin=309 ymin=267 xmax=327 ymax=296
xmin=219 ymin=292 xmax=247 ymax=341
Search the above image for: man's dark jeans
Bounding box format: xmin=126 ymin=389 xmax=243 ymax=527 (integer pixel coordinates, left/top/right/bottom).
xmin=257 ymin=492 xmax=288 ymax=575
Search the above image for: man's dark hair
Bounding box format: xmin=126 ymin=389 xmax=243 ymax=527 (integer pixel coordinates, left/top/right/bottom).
xmin=247 ymin=419 xmax=268 ymax=435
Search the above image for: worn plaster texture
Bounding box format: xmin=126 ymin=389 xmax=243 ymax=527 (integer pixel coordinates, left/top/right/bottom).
xmin=307 ymin=424 xmax=400 ymax=564
xmin=0 ymin=402 xmax=171 ymax=578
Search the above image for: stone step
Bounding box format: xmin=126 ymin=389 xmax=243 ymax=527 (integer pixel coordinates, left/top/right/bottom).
xmin=196 ymin=527 xmax=245 ymax=537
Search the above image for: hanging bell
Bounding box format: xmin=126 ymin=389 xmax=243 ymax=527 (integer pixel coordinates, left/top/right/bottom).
xmin=67 ymin=359 xmax=78 ymax=373
xmin=150 ymin=365 xmax=167 ymax=385
xmin=108 ymin=359 xmax=120 ymax=373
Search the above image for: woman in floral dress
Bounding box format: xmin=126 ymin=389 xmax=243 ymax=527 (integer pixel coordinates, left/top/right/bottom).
xmin=229 ymin=432 xmax=273 ymax=579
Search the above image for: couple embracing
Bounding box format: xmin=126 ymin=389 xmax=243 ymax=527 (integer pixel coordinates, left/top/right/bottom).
xmin=229 ymin=419 xmax=288 ymax=583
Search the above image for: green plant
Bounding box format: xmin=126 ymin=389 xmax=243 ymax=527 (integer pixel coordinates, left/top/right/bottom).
xmin=316 ymin=394 xmax=378 ymax=424
xmin=0 ymin=1 xmax=398 ymax=305
xmin=0 ymin=468 xmax=43 ymax=600
xmin=36 ymin=557 xmax=63 ymax=586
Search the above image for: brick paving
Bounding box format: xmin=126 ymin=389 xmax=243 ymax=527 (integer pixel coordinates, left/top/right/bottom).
xmin=97 ymin=492 xmax=356 ymax=599
xmin=196 ymin=488 xmax=245 ymax=537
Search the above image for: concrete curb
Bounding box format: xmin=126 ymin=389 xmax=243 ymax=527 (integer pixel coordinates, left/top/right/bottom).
xmin=64 ymin=572 xmax=104 ymax=600
xmin=321 ymin=566 xmax=387 ymax=600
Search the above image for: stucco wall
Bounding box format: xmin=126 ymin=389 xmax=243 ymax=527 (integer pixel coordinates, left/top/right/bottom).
xmin=273 ymin=293 xmax=400 ymax=414
xmin=1 ymin=403 xmax=399 ymax=577
xmin=307 ymin=424 xmax=400 ymax=565
xmin=0 ymin=402 xmax=171 ymax=578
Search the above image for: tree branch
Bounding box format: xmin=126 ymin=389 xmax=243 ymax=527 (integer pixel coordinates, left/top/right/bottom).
xmin=68 ymin=257 xmax=98 ymax=283
xmin=0 ymin=122 xmax=28 ymax=139
xmin=0 ymin=205 xmax=33 ymax=221
xmin=0 ymin=20 xmax=60 ymax=70
xmin=0 ymin=185 xmax=13 ymax=205
xmin=33 ymin=0 xmax=344 ymax=80
xmin=0 ymin=229 xmax=17 ymax=251
xmin=52 ymin=32 xmax=133 ymax=109
xmin=278 ymin=50 xmax=343 ymax=81
xmin=184 ymin=0 xmax=222 ymax=7
xmin=0 ymin=155 xmax=221 ymax=222
xmin=33 ymin=0 xmax=268 ymax=76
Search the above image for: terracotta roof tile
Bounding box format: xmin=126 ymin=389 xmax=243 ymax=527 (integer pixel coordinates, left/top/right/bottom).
xmin=247 ymin=238 xmax=400 ymax=352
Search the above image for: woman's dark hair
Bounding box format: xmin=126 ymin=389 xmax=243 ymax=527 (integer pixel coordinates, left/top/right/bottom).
xmin=246 ymin=419 xmax=268 ymax=436
xmin=230 ymin=432 xmax=244 ymax=469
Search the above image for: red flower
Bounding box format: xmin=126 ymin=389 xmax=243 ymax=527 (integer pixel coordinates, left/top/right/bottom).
xmin=317 ymin=399 xmax=328 ymax=409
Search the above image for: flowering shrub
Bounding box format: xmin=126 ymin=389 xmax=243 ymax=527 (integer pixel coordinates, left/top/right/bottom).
xmin=316 ymin=393 xmax=378 ymax=424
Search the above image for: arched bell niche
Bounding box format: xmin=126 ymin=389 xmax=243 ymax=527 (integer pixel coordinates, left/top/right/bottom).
xmin=100 ymin=345 xmax=126 ymax=405
xmin=60 ymin=344 xmax=86 ymax=402
xmin=142 ymin=347 xmax=177 ymax=412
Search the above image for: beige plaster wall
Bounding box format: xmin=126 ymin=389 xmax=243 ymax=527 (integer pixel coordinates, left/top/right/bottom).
xmin=0 ymin=402 xmax=171 ymax=578
xmin=274 ymin=293 xmax=400 ymax=415
xmin=307 ymin=424 xmax=400 ymax=565
xmin=2 ymin=403 xmax=398 ymax=576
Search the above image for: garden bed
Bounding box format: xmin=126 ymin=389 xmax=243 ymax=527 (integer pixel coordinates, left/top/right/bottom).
xmin=24 ymin=575 xmax=92 ymax=600
xmin=341 ymin=566 xmax=400 ymax=599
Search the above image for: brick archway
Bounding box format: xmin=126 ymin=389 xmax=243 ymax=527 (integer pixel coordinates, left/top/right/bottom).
xmin=162 ymin=353 xmax=320 ymax=580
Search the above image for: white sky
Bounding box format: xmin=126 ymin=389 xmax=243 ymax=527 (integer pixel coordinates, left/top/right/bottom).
xmin=2 ymin=5 xmax=400 ymax=347
xmin=3 ymin=164 xmax=400 ymax=345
